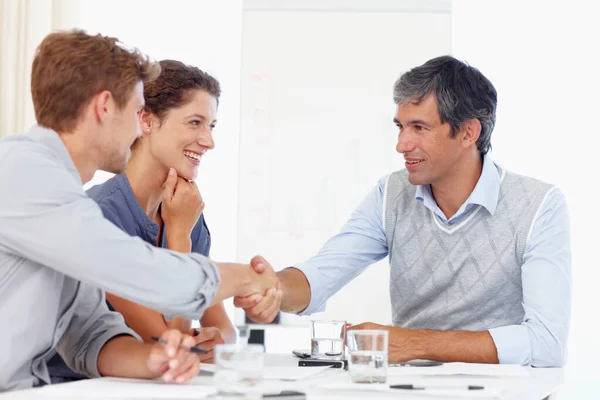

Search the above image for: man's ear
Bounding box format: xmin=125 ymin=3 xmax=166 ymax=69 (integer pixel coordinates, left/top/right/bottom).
xmin=92 ymin=90 xmax=113 ymax=124
xmin=460 ymin=118 xmax=481 ymax=149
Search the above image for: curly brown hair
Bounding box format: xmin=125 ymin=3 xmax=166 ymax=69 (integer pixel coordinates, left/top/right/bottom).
xmin=143 ymin=59 xmax=221 ymax=123
xmin=31 ymin=29 xmax=160 ymax=133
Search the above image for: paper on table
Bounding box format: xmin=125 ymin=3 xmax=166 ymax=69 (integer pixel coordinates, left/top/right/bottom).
xmin=200 ymin=363 xmax=216 ymax=372
xmin=203 ymin=363 xmax=330 ymax=381
xmin=389 ymin=362 xmax=529 ymax=377
xmin=263 ymin=365 xmax=331 ymax=381
xmin=36 ymin=377 xmax=217 ymax=398
xmin=319 ymin=383 xmax=503 ymax=398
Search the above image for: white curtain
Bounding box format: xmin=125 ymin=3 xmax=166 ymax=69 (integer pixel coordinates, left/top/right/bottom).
xmin=0 ymin=0 xmax=65 ymax=137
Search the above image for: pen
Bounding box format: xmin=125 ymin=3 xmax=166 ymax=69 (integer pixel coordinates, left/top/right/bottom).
xmin=150 ymin=336 xmax=208 ymax=354
xmin=390 ymin=360 xmax=443 ymax=367
xmin=390 ymin=384 xmax=484 ymax=390
xmin=262 ymin=390 xmax=307 ymax=399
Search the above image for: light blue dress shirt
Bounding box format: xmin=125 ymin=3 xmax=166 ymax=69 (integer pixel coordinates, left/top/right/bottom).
xmin=0 ymin=126 xmax=222 ymax=390
xmin=295 ymin=154 xmax=571 ymax=367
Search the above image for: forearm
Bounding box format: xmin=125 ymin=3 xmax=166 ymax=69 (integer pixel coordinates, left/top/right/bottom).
xmin=97 ymin=336 xmax=156 ymax=379
xmin=200 ymin=303 xmax=237 ymax=344
xmin=106 ymin=292 xmax=170 ymax=344
xmin=211 ymin=263 xmax=252 ymax=304
xmin=165 ymin=229 xmax=192 ymax=253
xmin=390 ymin=327 xmax=499 ymax=364
xmin=279 ymin=267 xmax=311 ymax=314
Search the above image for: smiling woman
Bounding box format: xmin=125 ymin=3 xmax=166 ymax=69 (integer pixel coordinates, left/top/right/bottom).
xmin=103 ymin=59 xmax=233 ymax=345
xmin=136 ymin=59 xmax=219 ymax=181
xmin=48 ymin=60 xmax=235 ymax=382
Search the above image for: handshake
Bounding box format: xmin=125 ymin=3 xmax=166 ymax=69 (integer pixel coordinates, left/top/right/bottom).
xmin=218 ymin=255 xmax=283 ymax=323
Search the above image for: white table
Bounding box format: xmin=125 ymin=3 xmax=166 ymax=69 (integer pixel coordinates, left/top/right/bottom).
xmin=2 ymin=354 xmax=565 ymax=399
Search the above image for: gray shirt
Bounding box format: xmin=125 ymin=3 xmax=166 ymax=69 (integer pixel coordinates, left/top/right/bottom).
xmin=0 ymin=126 xmax=221 ymax=391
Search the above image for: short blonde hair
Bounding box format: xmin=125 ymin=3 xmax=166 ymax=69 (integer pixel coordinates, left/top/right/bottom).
xmin=31 ymin=29 xmax=161 ymax=132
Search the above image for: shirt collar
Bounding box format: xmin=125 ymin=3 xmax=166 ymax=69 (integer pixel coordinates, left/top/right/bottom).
xmin=28 ymin=125 xmax=82 ymax=185
xmin=415 ymin=153 xmax=502 ymax=217
xmin=115 ymin=173 xmax=161 ymax=236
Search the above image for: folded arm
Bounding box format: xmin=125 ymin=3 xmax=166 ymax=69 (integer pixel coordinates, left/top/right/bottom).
xmin=350 ymin=322 xmax=498 ymax=363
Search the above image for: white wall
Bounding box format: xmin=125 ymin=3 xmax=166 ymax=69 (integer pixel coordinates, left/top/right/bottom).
xmin=57 ymin=0 xmax=243 ymax=319
xmin=0 ymin=0 xmax=62 ymax=137
xmin=238 ymin=8 xmax=451 ymax=327
xmin=452 ymin=0 xmax=600 ymax=388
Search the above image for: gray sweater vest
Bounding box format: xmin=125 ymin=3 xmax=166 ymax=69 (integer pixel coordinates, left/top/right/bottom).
xmin=384 ymin=167 xmax=552 ymax=331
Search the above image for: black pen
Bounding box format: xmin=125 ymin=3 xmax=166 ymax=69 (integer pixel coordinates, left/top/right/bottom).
xmin=391 ymin=384 xmax=484 ymax=390
xmin=150 ymin=336 xmax=208 ymax=354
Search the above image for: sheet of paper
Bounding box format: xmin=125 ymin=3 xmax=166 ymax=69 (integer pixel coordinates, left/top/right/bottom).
xmin=263 ymin=365 xmax=332 ymax=381
xmin=200 ymin=363 xmax=216 ymax=373
xmin=318 ymin=383 xmax=503 ymax=398
xmin=388 ymin=362 xmax=529 ymax=377
xmin=35 ymin=377 xmax=217 ymax=398
xmin=200 ymin=364 xmax=329 ymax=381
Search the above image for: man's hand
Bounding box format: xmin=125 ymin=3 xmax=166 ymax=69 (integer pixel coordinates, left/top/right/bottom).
xmin=243 ymin=255 xmax=279 ymax=299
xmin=189 ymin=327 xmax=225 ymax=363
xmin=146 ymin=329 xmax=201 ymax=383
xmin=211 ymin=256 xmax=281 ymax=305
xmin=161 ymin=168 xmax=204 ymax=237
xmin=348 ymin=321 xmax=417 ymax=362
xmin=234 ymin=256 xmax=282 ymax=323
xmin=234 ymin=288 xmax=282 ymax=323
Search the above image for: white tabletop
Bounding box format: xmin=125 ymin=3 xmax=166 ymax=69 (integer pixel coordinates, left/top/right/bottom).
xmin=2 ymin=354 xmax=565 ymax=399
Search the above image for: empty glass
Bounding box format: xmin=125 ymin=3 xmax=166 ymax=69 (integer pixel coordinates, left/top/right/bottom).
xmin=310 ymin=320 xmax=346 ymax=360
xmin=214 ymin=344 xmax=264 ymax=397
xmin=347 ymin=330 xmax=388 ymax=383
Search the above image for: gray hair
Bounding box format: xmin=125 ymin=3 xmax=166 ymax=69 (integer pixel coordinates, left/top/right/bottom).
xmin=393 ymin=56 xmax=497 ymax=154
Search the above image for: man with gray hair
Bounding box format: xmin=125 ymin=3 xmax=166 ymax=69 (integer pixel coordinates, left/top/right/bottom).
xmin=235 ymin=56 xmax=571 ymax=367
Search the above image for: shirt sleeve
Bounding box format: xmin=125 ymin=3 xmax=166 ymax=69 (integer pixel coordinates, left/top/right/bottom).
xmin=296 ymin=176 xmax=389 ymax=315
xmin=56 ymin=284 xmax=141 ymax=378
xmin=191 ymin=214 xmax=211 ymax=257
xmin=488 ymin=188 xmax=571 ymax=366
xmin=0 ymin=143 xmax=220 ymax=320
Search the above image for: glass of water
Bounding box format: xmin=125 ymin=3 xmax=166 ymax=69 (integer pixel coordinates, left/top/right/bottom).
xmin=214 ymin=344 xmax=264 ymax=397
xmin=310 ymin=320 xmax=346 ymax=360
xmin=347 ymin=330 xmax=388 ymax=384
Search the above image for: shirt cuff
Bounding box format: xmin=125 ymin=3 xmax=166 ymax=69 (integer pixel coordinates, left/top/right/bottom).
xmin=293 ymin=263 xmax=327 ymax=316
xmin=84 ymin=327 xmax=142 ymax=378
xmin=488 ymin=325 xmax=532 ymax=365
xmin=164 ymin=254 xmax=221 ymax=320
xmin=194 ymin=254 xmax=221 ymax=299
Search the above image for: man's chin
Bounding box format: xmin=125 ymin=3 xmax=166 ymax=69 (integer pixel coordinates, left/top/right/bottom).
xmin=407 ymin=173 xmax=429 ymax=187
xmin=101 ymin=161 xmax=127 ymax=175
